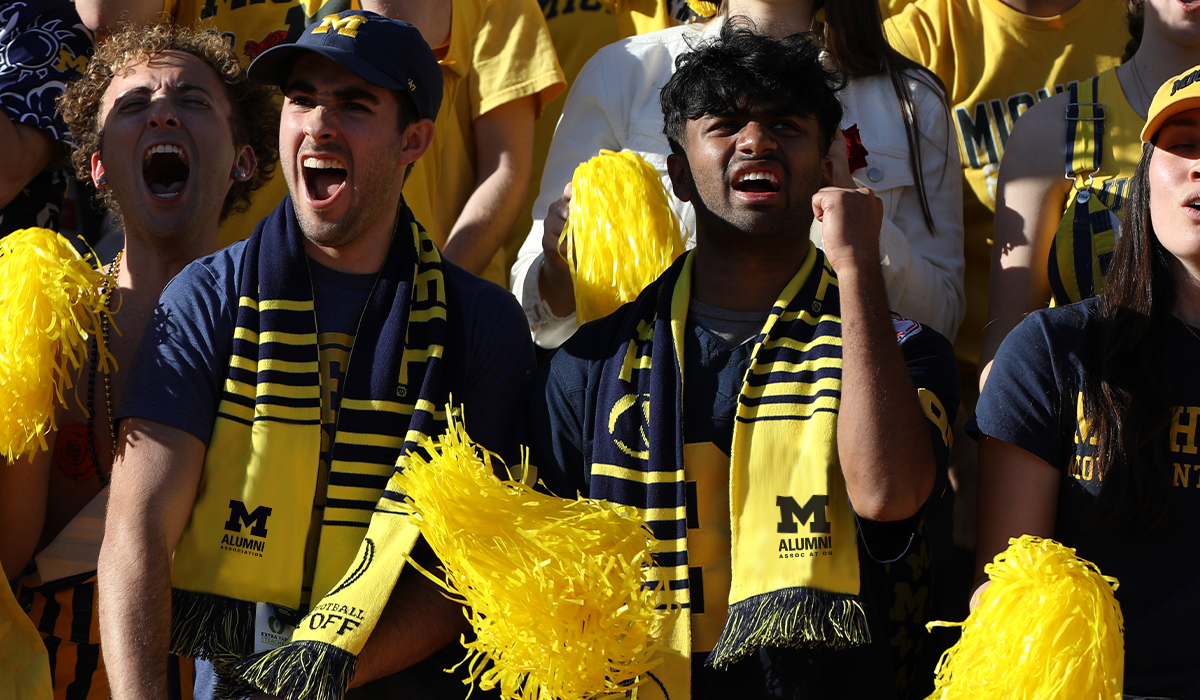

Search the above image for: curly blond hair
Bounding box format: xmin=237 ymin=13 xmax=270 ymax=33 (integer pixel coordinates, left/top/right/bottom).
xmin=58 ymin=22 xmax=279 ymax=222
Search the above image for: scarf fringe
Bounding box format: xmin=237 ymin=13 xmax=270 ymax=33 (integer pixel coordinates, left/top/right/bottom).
xmin=214 ymin=639 xmax=357 ymax=700
xmin=170 ymin=588 xmax=254 ymax=661
xmin=705 ymin=587 xmax=870 ymax=669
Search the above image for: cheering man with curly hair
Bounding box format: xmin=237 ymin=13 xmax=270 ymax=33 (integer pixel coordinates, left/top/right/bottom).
xmin=527 ymin=25 xmax=960 ymax=699
xmin=0 ymin=21 xmax=278 ymax=699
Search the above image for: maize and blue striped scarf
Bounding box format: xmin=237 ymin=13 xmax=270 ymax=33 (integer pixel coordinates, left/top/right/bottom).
xmin=169 ymin=197 xmax=447 ymax=699
xmin=589 ymin=245 xmax=868 ymax=699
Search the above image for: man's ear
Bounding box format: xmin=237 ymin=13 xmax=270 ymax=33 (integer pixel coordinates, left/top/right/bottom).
xmin=667 ymin=152 xmax=694 ymax=203
xmin=820 ymin=152 xmax=834 ymax=188
xmin=398 ymin=118 xmax=436 ymax=168
xmin=232 ymin=144 xmax=257 ymax=181
xmin=90 ymin=152 xmax=106 ymax=187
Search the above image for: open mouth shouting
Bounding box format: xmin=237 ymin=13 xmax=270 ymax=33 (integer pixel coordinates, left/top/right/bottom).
xmin=734 ymin=170 xmax=780 ymax=193
xmin=143 ymin=143 xmax=190 ymax=199
xmin=731 ymin=162 xmax=784 ymax=203
xmin=303 ymin=155 xmax=348 ymax=208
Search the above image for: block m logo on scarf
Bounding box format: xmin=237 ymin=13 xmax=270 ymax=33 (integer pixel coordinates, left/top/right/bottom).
xmin=776 ymin=495 xmax=830 ymax=534
xmin=220 ymin=501 xmax=273 ymax=558
xmin=776 ymin=495 xmax=834 ymax=559
xmin=225 ymin=500 xmax=273 ymax=537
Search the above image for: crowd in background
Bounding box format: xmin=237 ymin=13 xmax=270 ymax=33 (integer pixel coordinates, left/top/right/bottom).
xmin=2 ymin=0 xmax=1198 ymax=697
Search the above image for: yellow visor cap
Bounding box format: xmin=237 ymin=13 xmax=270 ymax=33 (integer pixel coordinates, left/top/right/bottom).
xmin=1143 ymin=65 xmax=1200 ymax=143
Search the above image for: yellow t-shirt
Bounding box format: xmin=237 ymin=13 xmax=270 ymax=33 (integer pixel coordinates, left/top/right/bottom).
xmin=502 ymin=0 xmax=683 ymax=278
xmin=402 ymin=0 xmax=565 ymax=287
xmin=503 ymin=1 xmax=633 ymax=273
xmin=885 ymin=0 xmax=1126 ymax=366
xmin=164 ymin=0 xmax=361 ymax=248
xmin=684 ymin=442 xmax=733 ymax=653
xmin=879 ymin=0 xmax=917 ymax=19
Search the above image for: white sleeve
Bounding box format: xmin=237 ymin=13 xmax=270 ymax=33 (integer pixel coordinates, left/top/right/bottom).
xmin=872 ymin=76 xmax=965 ymax=341
xmin=511 ymin=45 xmax=629 ymax=348
xmin=512 ymin=228 xmax=580 ymax=349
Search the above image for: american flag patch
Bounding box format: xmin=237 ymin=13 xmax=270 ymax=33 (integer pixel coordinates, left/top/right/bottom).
xmin=892 ymin=314 xmax=921 ymax=343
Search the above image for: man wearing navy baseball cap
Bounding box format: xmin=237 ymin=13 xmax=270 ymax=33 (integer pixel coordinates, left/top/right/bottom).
xmin=100 ymin=12 xmax=533 ymax=699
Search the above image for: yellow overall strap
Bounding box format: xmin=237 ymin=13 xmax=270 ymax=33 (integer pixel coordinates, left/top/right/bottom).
xmin=1064 ymin=76 xmax=1104 ymax=198
xmin=1050 ymin=77 xmax=1108 ymax=305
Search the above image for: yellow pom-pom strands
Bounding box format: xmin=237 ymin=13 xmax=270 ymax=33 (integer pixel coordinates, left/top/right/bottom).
xmin=561 ymin=150 xmax=685 ymax=325
xmin=685 ymin=0 xmax=719 ymax=17
xmin=392 ymin=409 xmax=667 ymax=700
xmin=926 ymin=535 xmax=1123 ymax=700
xmin=0 ymin=228 xmax=116 ymax=461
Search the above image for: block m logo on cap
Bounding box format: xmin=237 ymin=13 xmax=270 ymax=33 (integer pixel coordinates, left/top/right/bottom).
xmin=311 ymin=15 xmax=369 ymax=38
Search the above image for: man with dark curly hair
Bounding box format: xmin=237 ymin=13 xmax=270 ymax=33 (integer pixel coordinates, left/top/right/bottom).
xmin=527 ymin=25 xmax=960 ymax=699
xmin=0 ymin=22 xmax=277 ymax=699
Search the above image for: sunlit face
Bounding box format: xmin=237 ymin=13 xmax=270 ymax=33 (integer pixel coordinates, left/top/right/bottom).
xmin=94 ymin=51 xmax=248 ymax=239
xmin=280 ymin=53 xmax=408 ymax=249
xmin=1143 ymin=0 xmax=1200 ymax=48
xmin=1149 ymin=108 xmax=1200 ymax=272
xmin=671 ymin=100 xmax=829 ymax=241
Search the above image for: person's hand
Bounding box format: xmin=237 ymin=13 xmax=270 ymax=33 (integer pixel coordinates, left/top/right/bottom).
xmin=811 ymin=185 xmax=883 ymax=276
xmin=828 ymin=129 xmax=856 ymax=189
xmin=537 ymin=182 xmax=577 ymax=316
xmin=542 ymin=181 xmax=573 ymax=272
xmin=969 ymin=578 xmax=990 ymax=611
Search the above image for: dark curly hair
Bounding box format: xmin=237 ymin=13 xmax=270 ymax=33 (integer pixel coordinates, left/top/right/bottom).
xmin=58 ymin=21 xmax=279 ymax=222
xmin=660 ymin=21 xmax=847 ymax=157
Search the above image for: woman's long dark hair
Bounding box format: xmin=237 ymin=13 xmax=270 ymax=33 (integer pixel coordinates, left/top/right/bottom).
xmin=821 ymin=0 xmax=948 ymax=234
xmin=1083 ymin=141 xmax=1176 ymax=534
xmin=1123 ymin=0 xmax=1143 ymax=64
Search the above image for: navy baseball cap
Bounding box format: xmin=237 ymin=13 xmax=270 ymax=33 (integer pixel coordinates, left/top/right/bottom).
xmin=247 ymin=10 xmax=443 ymax=121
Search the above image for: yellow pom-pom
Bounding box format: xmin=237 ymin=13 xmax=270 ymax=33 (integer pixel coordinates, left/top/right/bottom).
xmin=562 ymin=150 xmax=685 ymax=325
xmin=685 ymin=0 xmax=719 ymax=17
xmin=393 ymin=409 xmax=667 ymax=700
xmin=926 ymin=535 xmax=1123 ymax=699
xmin=0 ymin=228 xmax=115 ymax=461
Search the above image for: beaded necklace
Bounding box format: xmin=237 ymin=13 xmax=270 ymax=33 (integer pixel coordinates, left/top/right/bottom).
xmin=86 ymin=250 xmax=122 ymax=485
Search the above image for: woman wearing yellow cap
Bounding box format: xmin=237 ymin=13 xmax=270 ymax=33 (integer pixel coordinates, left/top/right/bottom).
xmin=972 ymin=70 xmax=1200 ymax=697
xmin=979 ymin=0 xmax=1200 ymax=390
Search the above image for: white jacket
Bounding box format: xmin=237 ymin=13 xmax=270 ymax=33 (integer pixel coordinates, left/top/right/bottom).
xmin=512 ymin=21 xmax=965 ymax=347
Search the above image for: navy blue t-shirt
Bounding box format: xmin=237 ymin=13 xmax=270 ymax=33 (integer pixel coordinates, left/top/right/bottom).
xmin=526 ymin=305 xmax=960 ymax=700
xmin=972 ymin=298 xmax=1200 ymax=698
xmin=119 ymin=235 xmax=533 ymax=700
xmin=119 ymin=237 xmax=534 ymax=465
